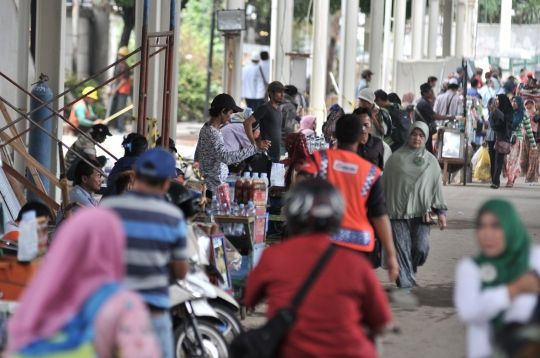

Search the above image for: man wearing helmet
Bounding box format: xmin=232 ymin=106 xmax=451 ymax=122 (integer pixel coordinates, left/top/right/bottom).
xmin=110 ymin=46 xmax=132 ymax=133
xmin=298 ymin=114 xmax=399 ymax=282
xmin=69 ymin=86 xmax=101 ymax=133
xmin=244 ymin=180 xmax=393 ymax=357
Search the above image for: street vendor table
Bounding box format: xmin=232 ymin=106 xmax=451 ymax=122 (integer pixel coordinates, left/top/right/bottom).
xmin=0 ymin=256 xmax=41 ymax=300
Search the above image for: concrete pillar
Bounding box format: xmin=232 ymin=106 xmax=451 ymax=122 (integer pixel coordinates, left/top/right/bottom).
xmin=465 ymin=0 xmax=478 ymax=58
xmin=338 ymin=0 xmax=358 ymax=112
xmin=369 ymin=0 xmax=384 ymax=89
xmin=393 ymin=0 xmax=406 ymax=91
xmin=223 ymin=0 xmax=244 ymax=102
xmin=16 ymin=0 xmax=30 ymax=175
xmin=146 ymin=0 xmax=162 ymax=121
xmin=442 ymin=0 xmax=454 ymax=57
xmin=381 ymin=0 xmax=392 ymax=91
xmin=269 ymin=0 xmax=293 ymax=83
xmin=310 ymin=0 xmax=329 ymax=135
xmin=428 ymin=0 xmax=439 ymax=59
xmin=411 ymin=0 xmax=424 ymax=60
xmin=132 ymin=0 xmax=143 ymax=119
xmin=455 ymin=0 xmax=465 ymax=57
xmin=35 ymin=0 xmax=66 ymax=201
xmin=499 ymin=0 xmax=512 ymax=52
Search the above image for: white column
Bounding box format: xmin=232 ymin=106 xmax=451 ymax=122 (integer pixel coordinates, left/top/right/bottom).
xmin=443 ymin=0 xmax=454 ymax=57
xmin=381 ymin=0 xmax=392 ymax=91
xmin=455 ymin=0 xmax=465 ymax=57
xmin=428 ymin=0 xmax=439 ymax=59
xmin=310 ymin=0 xmax=329 ymax=135
xmin=393 ymin=0 xmax=406 ymax=91
xmin=269 ymin=0 xmax=293 ymax=83
xmin=499 ymin=0 xmax=512 ymax=52
xmin=369 ymin=0 xmax=384 ymax=89
xmin=411 ymin=0 xmax=424 ymax=60
xmin=223 ymin=0 xmax=244 ymax=102
xmin=146 ymin=0 xmax=162 ymax=121
xmin=35 ymin=0 xmax=66 ymax=201
xmin=338 ymin=0 xmax=358 ymax=112
xmin=15 ymin=0 xmax=30 ymax=175
xmin=465 ymin=0 xmax=478 ymax=58
xmin=132 ymin=0 xmax=143 ymax=118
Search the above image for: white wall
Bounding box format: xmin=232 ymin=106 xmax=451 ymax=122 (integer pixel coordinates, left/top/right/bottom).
xmin=476 ymin=24 xmax=540 ymax=59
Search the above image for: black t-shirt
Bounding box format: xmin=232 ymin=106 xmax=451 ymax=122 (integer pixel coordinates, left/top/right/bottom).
xmin=414 ymin=97 xmax=435 ymax=124
xmin=253 ymin=102 xmax=282 ymax=158
xmin=357 ymin=135 xmax=385 ymax=171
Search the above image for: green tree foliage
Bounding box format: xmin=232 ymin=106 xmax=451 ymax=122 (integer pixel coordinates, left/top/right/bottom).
xmin=479 ymin=0 xmax=540 ymax=24
xmin=178 ymin=0 xmax=224 ymax=119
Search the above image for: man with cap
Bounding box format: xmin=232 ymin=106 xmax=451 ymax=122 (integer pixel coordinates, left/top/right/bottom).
xmin=414 ymin=83 xmax=456 ymax=154
xmin=69 ymin=86 xmax=100 ymax=133
xmin=358 ymin=88 xmax=390 ymax=140
xmin=242 ymin=51 xmax=266 ymax=111
xmin=433 ymin=78 xmax=464 ymax=117
xmin=356 ymin=69 xmax=373 ymax=99
xmin=65 ymin=124 xmax=111 ymax=180
xmin=110 ymin=46 xmax=132 ymax=132
xmin=244 ymin=81 xmax=285 ymax=162
xmin=280 ymin=85 xmax=299 ymax=150
xmin=195 ymin=93 xmax=270 ymax=193
xmin=101 ymin=148 xmax=189 ymax=358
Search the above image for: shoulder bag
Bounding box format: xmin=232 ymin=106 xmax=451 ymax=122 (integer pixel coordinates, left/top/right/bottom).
xmin=414 ymin=106 xmax=438 ymax=136
xmin=229 ymin=244 xmax=337 ymax=358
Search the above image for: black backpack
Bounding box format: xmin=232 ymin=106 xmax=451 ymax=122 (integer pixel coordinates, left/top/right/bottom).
xmin=386 ymin=103 xmax=411 ymax=145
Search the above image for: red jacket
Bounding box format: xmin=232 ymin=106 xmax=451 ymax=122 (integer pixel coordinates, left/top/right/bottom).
xmin=245 ymin=234 xmax=392 ymax=358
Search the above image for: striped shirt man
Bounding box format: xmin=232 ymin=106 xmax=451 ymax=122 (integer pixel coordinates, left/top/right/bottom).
xmin=101 ymin=191 xmax=188 ymax=309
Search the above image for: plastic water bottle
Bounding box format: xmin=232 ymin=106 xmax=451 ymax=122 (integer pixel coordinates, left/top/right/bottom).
xmin=18 ymin=210 xmax=38 ymax=263
xmin=226 ymin=173 xmax=235 ymax=200
xmin=238 ymin=204 xmax=245 ymax=217
xmin=221 ymin=203 xmax=231 ymax=216
xmin=210 ymin=195 xmax=219 ymax=215
xmin=204 ymin=210 xmax=215 ymax=224
xmin=231 ymin=200 xmax=240 ymax=216
xmin=246 ymin=201 xmax=256 ymax=217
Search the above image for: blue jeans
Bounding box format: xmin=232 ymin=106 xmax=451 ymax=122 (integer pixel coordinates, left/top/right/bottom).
xmin=245 ymin=98 xmax=264 ymax=112
xmin=151 ymin=311 xmax=174 ymax=358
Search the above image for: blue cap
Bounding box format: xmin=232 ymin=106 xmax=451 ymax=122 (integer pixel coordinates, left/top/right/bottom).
xmin=136 ymin=148 xmax=176 ymax=178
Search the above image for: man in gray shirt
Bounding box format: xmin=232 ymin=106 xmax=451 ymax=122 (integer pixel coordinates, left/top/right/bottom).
xmin=244 ymin=81 xmax=285 ymax=162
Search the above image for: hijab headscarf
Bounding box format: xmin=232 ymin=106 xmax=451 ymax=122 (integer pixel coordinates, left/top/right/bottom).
xmin=497 ymin=94 xmax=514 ymax=134
xmin=383 ymin=121 xmax=448 ymax=219
xmin=473 ymin=199 xmax=530 ymax=331
xmin=323 ymin=105 xmax=344 ymax=142
xmin=7 ymin=207 xmax=125 ymax=353
xmin=299 ymin=115 xmax=316 ymax=137
xmin=402 ymin=92 xmax=415 ymax=107
xmin=388 ymin=93 xmax=402 ymax=105
xmin=282 ymin=133 xmax=310 ymax=187
xmin=483 ymin=78 xmax=504 ymax=108
xmin=512 ymin=95 xmax=525 ymax=131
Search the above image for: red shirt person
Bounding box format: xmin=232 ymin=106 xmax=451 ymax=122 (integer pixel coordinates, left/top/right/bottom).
xmin=244 ymin=179 xmax=392 ymax=358
xmin=298 ymin=113 xmax=399 ymax=282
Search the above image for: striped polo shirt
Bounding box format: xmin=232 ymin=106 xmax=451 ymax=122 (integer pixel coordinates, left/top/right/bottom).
xmin=101 ymin=191 xmax=187 ymax=309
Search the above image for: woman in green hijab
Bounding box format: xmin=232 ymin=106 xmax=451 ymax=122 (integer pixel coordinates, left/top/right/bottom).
xmin=454 ymin=199 xmax=540 ymax=358
xmin=383 ymin=121 xmax=448 ymax=289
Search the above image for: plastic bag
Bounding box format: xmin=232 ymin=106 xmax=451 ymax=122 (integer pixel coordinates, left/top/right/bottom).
xmin=474 ymin=147 xmax=491 ymax=181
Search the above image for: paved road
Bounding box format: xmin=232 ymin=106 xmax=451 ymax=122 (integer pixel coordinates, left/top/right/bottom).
xmin=241 ymin=181 xmax=540 ymax=358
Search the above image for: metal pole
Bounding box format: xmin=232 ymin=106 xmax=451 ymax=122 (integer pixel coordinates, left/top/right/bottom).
xmin=203 ymin=1 xmax=217 ymax=120
xmin=137 ymin=0 xmax=150 ymax=134
xmin=463 ymin=58 xmax=468 ymax=186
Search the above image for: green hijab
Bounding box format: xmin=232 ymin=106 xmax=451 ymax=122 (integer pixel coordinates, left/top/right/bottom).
xmin=383 ymin=121 xmax=448 ymax=219
xmin=474 ymin=199 xmax=530 ymax=332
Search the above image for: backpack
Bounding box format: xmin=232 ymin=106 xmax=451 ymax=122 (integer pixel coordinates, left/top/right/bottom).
xmin=14 ymin=283 xmax=121 ymax=358
xmin=379 ymin=108 xmax=394 ymax=137
xmin=386 ymin=103 xmax=411 ymax=145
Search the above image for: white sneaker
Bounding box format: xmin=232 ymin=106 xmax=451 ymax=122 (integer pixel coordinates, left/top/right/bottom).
xmin=530 ymin=182 xmax=535 ymax=186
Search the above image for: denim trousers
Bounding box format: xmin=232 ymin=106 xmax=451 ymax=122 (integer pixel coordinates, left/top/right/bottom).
xmin=151 ymin=311 xmax=174 ymax=358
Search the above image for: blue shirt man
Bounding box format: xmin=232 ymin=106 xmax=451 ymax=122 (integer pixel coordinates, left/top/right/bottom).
xmin=101 ymin=148 xmax=188 ymax=358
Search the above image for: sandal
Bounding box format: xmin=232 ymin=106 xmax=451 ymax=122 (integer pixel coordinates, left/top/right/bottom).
xmin=506 ymin=182 xmax=514 ymax=188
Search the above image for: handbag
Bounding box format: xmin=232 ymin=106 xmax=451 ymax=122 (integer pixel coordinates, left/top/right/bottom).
xmin=414 ymin=107 xmax=437 ymax=136
xmin=495 ymin=140 xmax=512 ymax=155
xmin=422 ymin=211 xmax=439 ymax=226
xmin=229 ymin=244 xmax=337 ymax=358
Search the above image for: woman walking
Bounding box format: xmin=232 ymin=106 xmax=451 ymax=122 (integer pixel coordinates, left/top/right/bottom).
xmin=454 ymin=199 xmax=540 ymax=358
xmin=503 ymin=96 xmax=524 ymax=187
xmin=383 ymin=121 xmax=448 ymax=290
xmin=487 ymin=95 xmax=512 ymax=189
xmin=521 ymin=99 xmax=539 ymax=185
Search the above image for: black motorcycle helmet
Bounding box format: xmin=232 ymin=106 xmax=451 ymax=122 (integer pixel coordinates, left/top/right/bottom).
xmin=167 ymin=181 xmax=196 ymax=217
xmin=284 ymin=179 xmax=345 ymax=236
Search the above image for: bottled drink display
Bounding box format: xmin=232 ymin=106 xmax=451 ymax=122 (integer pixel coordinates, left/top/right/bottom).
xmin=307 ymin=134 xmax=330 ymax=154
xmin=210 ymin=195 xmax=219 ymax=215
xmin=230 ymin=200 xmax=240 ymax=216
xmin=246 ymin=201 xmax=256 ymax=217
xmin=259 ymin=173 xmax=269 ymax=205
xmin=234 ymin=175 xmax=244 ymax=204
xmin=241 ymin=172 xmax=251 ymax=204
xmin=226 ymin=173 xmax=236 ymax=200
